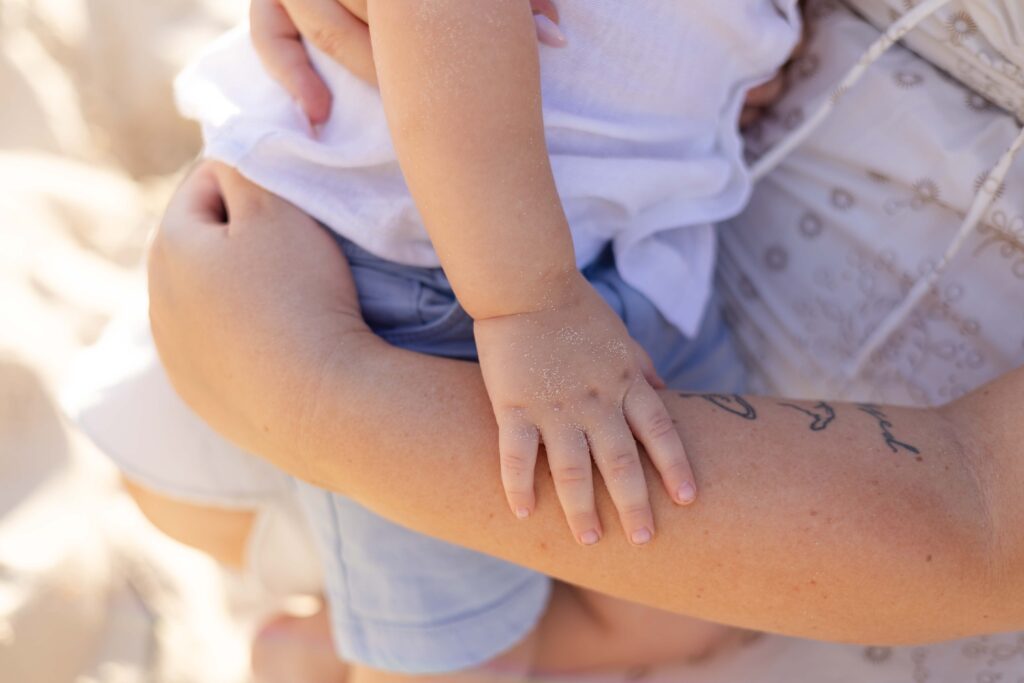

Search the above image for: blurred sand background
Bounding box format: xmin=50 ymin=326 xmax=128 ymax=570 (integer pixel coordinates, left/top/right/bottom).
xmin=0 ymin=1 xmax=264 ymax=681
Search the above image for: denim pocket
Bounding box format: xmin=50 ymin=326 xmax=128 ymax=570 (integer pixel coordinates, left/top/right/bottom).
xmin=338 ymin=238 xmax=476 ymax=359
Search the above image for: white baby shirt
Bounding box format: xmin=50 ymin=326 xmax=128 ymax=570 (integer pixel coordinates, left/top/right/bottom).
xmin=176 ymin=1 xmax=801 ymax=336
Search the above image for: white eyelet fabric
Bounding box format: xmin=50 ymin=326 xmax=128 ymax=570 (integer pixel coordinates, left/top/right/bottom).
xmin=853 ymin=0 xmax=1024 ymax=121
xmin=720 ymin=0 xmax=1024 ymax=405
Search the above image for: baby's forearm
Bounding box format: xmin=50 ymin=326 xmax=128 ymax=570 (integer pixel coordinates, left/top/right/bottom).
xmin=368 ymin=0 xmax=577 ymax=319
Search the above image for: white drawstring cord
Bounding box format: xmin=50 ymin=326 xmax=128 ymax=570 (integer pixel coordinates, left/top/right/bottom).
xmin=841 ymin=122 xmax=1024 ymax=377
xmin=751 ymin=0 xmax=957 ymax=183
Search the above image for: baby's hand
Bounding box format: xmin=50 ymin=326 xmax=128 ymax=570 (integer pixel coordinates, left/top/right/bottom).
xmin=475 ymin=276 xmax=696 ymax=547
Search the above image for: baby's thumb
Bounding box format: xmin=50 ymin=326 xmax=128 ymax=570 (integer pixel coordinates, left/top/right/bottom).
xmin=250 ymin=0 xmax=332 ymax=124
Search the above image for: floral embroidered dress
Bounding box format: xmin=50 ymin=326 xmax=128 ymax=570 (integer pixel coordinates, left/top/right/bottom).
xmin=722 ymin=0 xmax=1024 ymax=405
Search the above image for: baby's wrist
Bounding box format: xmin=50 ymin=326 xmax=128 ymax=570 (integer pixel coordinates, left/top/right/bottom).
xmin=467 ymin=267 xmax=588 ymax=321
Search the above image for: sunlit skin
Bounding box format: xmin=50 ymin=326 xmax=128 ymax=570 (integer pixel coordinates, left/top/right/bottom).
xmin=140 ymin=8 xmax=1024 ymax=682
xmin=365 ymin=0 xmax=694 ymax=548
xmin=166 ymin=0 xmax=774 ymax=680
xmin=150 ymin=163 xmax=1024 ymax=652
xmin=249 ymin=0 xmax=782 ymax=128
xmin=256 ymin=0 xmax=697 ymax=546
xmin=144 ymin=4 xmax=1009 ymax=682
xmin=139 ymin=2 xmax=804 ymax=677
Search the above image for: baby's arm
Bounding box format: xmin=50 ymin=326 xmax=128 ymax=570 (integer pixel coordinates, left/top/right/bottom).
xmin=369 ymin=0 xmax=570 ymax=318
xmin=368 ymin=0 xmax=694 ymax=546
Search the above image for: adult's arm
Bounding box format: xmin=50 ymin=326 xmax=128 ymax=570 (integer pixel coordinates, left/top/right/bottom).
xmin=149 ymin=163 xmax=1020 ymax=645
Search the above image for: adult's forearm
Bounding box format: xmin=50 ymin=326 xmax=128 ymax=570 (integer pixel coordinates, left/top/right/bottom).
xmin=263 ymin=331 xmax=1014 ymax=645
xmin=149 ymin=164 xmax=1016 ymax=645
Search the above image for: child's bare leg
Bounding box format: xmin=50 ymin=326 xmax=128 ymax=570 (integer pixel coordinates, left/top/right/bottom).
xmin=252 ymin=610 xmax=351 ymax=683
xmin=123 ymin=479 xmax=256 ymax=569
xmin=125 ymin=481 xmax=738 ymax=679
xmin=533 ymin=583 xmax=744 ymax=675
xmin=252 ymin=582 xmax=741 ymax=682
xmin=347 ymin=631 xmax=536 ymax=683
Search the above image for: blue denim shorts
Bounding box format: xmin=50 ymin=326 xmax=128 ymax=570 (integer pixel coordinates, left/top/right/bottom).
xmin=293 ymin=235 xmax=747 ymax=674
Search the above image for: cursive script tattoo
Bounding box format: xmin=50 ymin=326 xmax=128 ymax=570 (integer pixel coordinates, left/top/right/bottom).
xmin=856 ymin=404 xmax=921 ymax=455
xmin=679 ymin=393 xmax=758 ymax=420
xmin=778 ymin=401 xmax=836 ymax=431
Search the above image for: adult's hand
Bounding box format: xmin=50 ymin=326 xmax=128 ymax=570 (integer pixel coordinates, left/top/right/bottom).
xmin=148 ymin=162 xmax=374 ymax=455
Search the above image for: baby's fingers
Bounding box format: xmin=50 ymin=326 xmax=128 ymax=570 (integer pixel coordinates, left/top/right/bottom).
xmin=250 ymin=0 xmax=331 ymax=124
xmin=587 ymin=419 xmax=655 ymax=546
xmin=497 ymin=413 xmax=540 ymax=519
xmin=542 ymin=425 xmax=602 ymax=545
xmin=624 ymin=382 xmax=697 ymax=506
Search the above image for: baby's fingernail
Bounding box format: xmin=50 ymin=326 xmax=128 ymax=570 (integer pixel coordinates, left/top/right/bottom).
xmin=515 ymin=506 xmax=531 ymax=520
xmin=534 ymin=14 xmax=568 ymax=48
xmin=677 ymin=482 xmax=697 ymax=505
xmin=631 ymin=528 xmax=653 ymax=545
xmin=579 ymin=529 xmax=601 ymax=546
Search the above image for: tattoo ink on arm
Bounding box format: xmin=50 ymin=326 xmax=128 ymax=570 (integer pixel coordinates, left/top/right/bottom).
xmin=679 ymin=394 xmax=921 ymax=456
xmin=778 ymin=401 xmax=836 ymax=431
xmin=856 ymin=403 xmax=921 ymax=455
xmin=679 ymin=394 xmax=758 ymax=420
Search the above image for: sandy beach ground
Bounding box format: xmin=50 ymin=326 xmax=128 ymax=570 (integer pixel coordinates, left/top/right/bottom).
xmin=0 ymin=1 xmax=266 ymax=681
